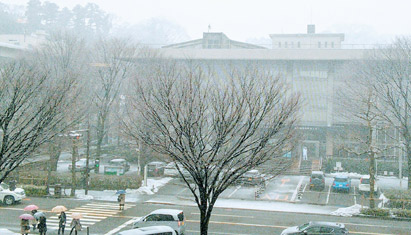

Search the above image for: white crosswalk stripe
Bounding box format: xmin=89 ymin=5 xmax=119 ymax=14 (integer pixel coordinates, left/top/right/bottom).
xmin=46 ymin=202 xmax=135 ymax=230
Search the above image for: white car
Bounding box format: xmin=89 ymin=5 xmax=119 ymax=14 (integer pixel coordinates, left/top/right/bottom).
xmin=133 ymin=209 xmax=186 ymax=235
xmin=68 ymin=158 xmax=94 ymax=172
xmin=359 ymin=175 xmax=378 ymax=195
xmin=0 ymin=182 xmax=25 ymax=205
xmin=118 ymin=226 xmax=176 ymax=235
xmin=164 ymin=162 xmax=179 ymax=177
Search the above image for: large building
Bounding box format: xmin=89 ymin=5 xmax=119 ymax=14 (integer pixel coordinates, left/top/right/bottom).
xmin=158 ymin=26 xmax=369 ymax=170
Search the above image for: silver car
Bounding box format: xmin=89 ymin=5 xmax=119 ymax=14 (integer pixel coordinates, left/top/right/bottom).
xmin=281 ymin=221 xmax=349 ymax=234
xmin=133 ymin=209 xmax=185 ymax=235
xmin=118 ymin=226 xmax=176 ymax=235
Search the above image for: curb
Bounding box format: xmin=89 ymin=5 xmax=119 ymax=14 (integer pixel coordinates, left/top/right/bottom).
xmin=355 ymin=214 xmax=411 ymax=221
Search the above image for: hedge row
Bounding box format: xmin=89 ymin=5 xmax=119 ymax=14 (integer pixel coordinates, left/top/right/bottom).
xmin=324 ymin=157 xmax=408 ymax=176
xmin=361 ymin=208 xmax=411 ymax=218
xmin=22 ymin=185 xmax=47 ymax=197
xmin=384 ymin=190 xmax=411 ymax=210
xmin=17 ymin=171 xmax=142 ymax=190
xmin=360 ymin=208 xmax=390 ymax=217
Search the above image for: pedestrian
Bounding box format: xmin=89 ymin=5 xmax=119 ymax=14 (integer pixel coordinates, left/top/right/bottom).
xmin=118 ymin=193 xmax=125 ymax=210
xmin=20 ymin=218 xmax=30 ymax=235
xmin=38 ymin=216 xmax=47 ymax=235
xmin=58 ymin=211 xmax=66 ymax=235
xmin=69 ymin=218 xmax=82 ymax=235
xmin=31 ymin=209 xmax=38 ymax=230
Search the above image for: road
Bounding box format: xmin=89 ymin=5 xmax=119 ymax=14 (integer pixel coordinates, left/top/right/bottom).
xmin=0 ymin=197 xmax=410 ymax=234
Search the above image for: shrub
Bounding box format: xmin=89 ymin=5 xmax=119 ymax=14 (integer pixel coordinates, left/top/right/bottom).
xmin=384 ymin=190 xmax=411 ymax=210
xmin=22 ymin=185 xmax=47 ymax=197
xmin=360 ymin=208 xmax=390 ymax=217
xmin=392 ymin=209 xmax=411 ymax=218
xmin=17 ymin=171 xmax=142 ymax=191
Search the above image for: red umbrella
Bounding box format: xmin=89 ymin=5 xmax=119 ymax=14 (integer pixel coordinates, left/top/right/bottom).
xmin=19 ymin=214 xmax=35 ymax=220
xmin=24 ymin=205 xmax=39 ymax=211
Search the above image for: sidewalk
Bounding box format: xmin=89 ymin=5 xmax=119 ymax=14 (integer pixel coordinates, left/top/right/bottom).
xmin=145 ymin=194 xmax=341 ymax=215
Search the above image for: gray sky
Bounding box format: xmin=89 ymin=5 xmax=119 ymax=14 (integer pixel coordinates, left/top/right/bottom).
xmin=2 ymin=0 xmax=410 ymax=42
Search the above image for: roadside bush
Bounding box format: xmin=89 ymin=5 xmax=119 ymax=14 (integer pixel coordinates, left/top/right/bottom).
xmin=360 ymin=208 xmax=390 ymax=217
xmin=384 ymin=190 xmax=411 ymax=210
xmin=392 ymin=209 xmax=411 ymax=218
xmin=18 ymin=171 xmax=142 ymax=190
xmin=22 ymin=185 xmax=47 ymax=196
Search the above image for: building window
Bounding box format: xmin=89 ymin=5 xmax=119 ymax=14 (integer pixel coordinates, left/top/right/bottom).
xmin=278 ymin=42 xmax=281 ymax=48
xmin=291 ymin=42 xmax=294 ymax=48
xmin=325 ymin=42 xmax=327 ymax=48
xmin=318 ymin=42 xmax=321 ymax=48
xmin=285 ymin=42 xmax=288 ymax=48
xmin=331 ymin=42 xmax=334 ymax=48
xmin=297 ymin=42 xmax=301 ymax=48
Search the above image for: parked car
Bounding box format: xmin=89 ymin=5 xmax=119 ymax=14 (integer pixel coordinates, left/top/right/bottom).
xmin=0 ymin=182 xmax=25 ymax=205
xmin=133 ymin=209 xmax=186 ymax=235
xmin=117 ymin=226 xmax=176 ymax=235
xmin=359 ymin=175 xmax=378 ymax=196
xmin=68 ymin=158 xmax=94 ymax=172
xmin=309 ymin=171 xmax=325 ymax=191
xmin=281 ymin=221 xmax=349 ymax=234
xmin=164 ymin=162 xmax=180 ymax=177
xmin=104 ymin=158 xmax=131 ymax=175
xmin=237 ymin=170 xmax=265 ymax=186
xmin=332 ymin=175 xmax=351 ymax=193
xmin=147 ymin=162 xmax=166 ymax=177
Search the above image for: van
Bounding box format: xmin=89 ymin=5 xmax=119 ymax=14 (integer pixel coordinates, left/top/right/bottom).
xmin=133 ymin=209 xmax=185 ymax=235
xmin=118 ymin=226 xmax=176 ymax=235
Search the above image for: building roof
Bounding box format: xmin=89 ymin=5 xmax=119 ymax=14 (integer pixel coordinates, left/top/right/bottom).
xmin=270 ymin=33 xmax=345 ymax=40
xmin=156 ymin=48 xmax=368 ymax=61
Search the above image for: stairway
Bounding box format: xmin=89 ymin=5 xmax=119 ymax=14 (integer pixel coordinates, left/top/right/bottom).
xmin=311 ymin=159 xmax=321 ymax=171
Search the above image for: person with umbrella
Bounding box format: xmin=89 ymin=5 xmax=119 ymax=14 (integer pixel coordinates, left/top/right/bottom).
xmin=19 ymin=214 xmax=34 ymax=235
xmin=24 ymin=205 xmax=39 ymax=230
xmin=52 ymin=206 xmax=67 ymax=235
xmin=38 ymin=216 xmax=47 ymax=235
xmin=69 ymin=213 xmax=82 ymax=235
xmin=117 ymin=190 xmax=126 ymax=210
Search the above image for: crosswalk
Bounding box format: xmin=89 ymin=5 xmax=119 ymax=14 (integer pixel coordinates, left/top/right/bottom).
xmin=47 ymin=202 xmax=135 ymax=230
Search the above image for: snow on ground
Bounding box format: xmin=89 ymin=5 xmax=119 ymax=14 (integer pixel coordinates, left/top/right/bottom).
xmin=137 ymin=177 xmax=173 ymax=195
xmin=378 ymin=193 xmax=389 ymax=208
xmin=73 ymin=177 xmax=173 ymax=201
xmin=330 ymin=204 xmax=362 ymax=217
xmin=147 ymin=195 xmax=340 ymax=215
xmin=326 ymin=172 xmax=366 ymax=179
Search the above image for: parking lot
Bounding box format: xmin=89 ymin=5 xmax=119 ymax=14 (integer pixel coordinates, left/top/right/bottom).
xmin=162 ymin=175 xmax=382 ymax=208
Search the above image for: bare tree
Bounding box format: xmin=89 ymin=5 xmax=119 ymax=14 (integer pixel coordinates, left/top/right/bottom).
xmin=0 ymin=57 xmax=80 ymax=184
xmin=371 ymin=38 xmax=411 ymax=189
xmin=33 ymin=30 xmax=87 ymax=196
xmin=336 ymin=61 xmax=385 ymax=208
xmin=124 ymin=61 xmax=300 ymax=234
xmin=90 ymin=37 xmax=138 ymax=173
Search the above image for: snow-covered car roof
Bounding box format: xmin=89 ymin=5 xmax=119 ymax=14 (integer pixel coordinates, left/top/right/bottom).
xmin=149 ymin=209 xmax=183 ymax=216
xmin=360 ymin=175 xmax=371 ymax=179
xmin=110 ymin=159 xmax=127 ymax=162
xmin=118 ymin=226 xmax=175 ymax=235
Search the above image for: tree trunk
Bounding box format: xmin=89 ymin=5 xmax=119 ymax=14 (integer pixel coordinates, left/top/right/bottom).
xmin=95 ymin=113 xmax=105 ymax=174
xmin=70 ymin=138 xmax=78 ymax=197
xmin=407 ymin=144 xmax=411 ymax=190
xmin=369 ymin=151 xmax=376 ymax=208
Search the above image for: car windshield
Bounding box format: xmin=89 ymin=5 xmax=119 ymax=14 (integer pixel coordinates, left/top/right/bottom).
xmin=110 ymin=161 xmax=124 ymax=166
xmin=361 ymin=178 xmax=370 ymax=184
xmin=335 ymin=177 xmax=348 ymax=182
xmin=312 ymin=174 xmax=323 ymax=179
xmin=0 ymin=182 xmax=9 ymax=189
xmin=298 ymin=223 xmax=310 ymax=230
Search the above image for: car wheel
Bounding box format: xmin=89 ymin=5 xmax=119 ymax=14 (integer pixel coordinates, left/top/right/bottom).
xmin=4 ymin=195 xmax=15 ymax=205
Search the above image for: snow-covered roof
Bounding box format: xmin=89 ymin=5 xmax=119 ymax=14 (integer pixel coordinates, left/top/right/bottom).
xmin=110 ymin=158 xmax=126 ymax=162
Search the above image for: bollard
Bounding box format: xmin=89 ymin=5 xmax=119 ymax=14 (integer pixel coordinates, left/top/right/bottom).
xmin=87 ymin=226 xmax=89 ymax=235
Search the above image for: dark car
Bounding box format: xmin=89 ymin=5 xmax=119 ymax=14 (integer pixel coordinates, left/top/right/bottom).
xmin=147 ymin=161 xmax=166 ymax=177
xmin=237 ymin=170 xmax=265 ymax=186
xmin=309 ymin=171 xmax=325 ymax=191
xmin=281 ymin=221 xmax=349 ymax=234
